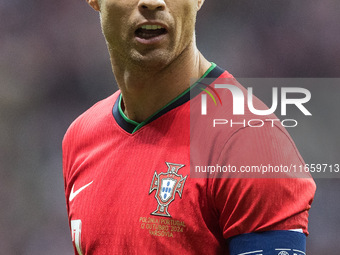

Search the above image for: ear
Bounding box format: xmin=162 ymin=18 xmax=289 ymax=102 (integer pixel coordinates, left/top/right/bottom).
xmin=197 ymin=0 xmax=205 ymax=11
xmin=87 ymin=0 xmax=100 ymax=11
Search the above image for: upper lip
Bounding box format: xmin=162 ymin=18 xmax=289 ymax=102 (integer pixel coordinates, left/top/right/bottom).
xmin=136 ymin=21 xmax=168 ymax=31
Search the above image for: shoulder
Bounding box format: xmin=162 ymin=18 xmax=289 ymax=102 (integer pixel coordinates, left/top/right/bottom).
xmin=191 ymin=74 xmax=290 ymax=174
xmin=62 ymin=91 xmax=120 ymax=149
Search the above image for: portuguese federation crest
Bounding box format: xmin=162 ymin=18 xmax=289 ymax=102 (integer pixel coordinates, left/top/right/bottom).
xmin=149 ymin=162 xmax=187 ymax=217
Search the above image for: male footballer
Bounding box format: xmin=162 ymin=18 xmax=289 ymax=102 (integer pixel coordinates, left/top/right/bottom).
xmin=62 ymin=0 xmax=316 ymax=254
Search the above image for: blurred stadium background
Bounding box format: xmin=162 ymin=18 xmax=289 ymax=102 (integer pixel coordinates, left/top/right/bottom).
xmin=1 ymin=0 xmax=339 ymax=254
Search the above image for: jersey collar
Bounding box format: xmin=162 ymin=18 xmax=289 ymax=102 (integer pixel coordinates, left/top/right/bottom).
xmin=112 ymin=63 xmax=224 ymax=134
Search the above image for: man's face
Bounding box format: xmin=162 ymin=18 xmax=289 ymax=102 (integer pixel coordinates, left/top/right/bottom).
xmin=97 ymin=0 xmax=202 ymax=69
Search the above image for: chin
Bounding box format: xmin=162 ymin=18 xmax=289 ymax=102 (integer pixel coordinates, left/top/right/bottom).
xmin=130 ymin=50 xmax=173 ymax=70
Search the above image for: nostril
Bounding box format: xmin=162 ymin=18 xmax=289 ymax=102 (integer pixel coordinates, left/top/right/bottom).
xmin=140 ymin=5 xmax=164 ymax=10
xmin=138 ymin=1 xmax=165 ymax=11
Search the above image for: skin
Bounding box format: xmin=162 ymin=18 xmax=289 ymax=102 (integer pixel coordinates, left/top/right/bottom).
xmin=87 ymin=0 xmax=210 ymax=122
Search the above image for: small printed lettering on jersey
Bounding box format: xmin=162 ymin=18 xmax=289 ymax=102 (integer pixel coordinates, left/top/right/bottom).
xmin=139 ymin=216 xmax=186 ymax=238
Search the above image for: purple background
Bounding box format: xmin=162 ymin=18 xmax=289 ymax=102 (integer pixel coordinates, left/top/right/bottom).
xmin=1 ymin=0 xmax=339 ymax=254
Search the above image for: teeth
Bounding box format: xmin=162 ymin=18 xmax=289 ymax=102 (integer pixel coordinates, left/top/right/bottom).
xmin=141 ymin=25 xmax=163 ymax=30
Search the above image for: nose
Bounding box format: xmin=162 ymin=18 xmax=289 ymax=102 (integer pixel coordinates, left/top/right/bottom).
xmin=138 ymin=0 xmax=166 ymax=11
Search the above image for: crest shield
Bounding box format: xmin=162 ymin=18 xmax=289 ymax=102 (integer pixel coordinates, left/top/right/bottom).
xmin=159 ymin=178 xmax=177 ymax=203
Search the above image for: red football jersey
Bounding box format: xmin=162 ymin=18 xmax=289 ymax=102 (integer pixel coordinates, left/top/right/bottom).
xmin=63 ymin=64 xmax=315 ymax=254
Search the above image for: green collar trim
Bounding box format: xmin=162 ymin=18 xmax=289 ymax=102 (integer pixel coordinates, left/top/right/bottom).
xmin=118 ymin=62 xmax=217 ymax=134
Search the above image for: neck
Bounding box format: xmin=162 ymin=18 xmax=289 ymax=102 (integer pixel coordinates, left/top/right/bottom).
xmin=110 ymin=42 xmax=211 ymax=123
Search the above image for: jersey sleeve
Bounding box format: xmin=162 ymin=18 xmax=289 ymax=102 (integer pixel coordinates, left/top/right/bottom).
xmin=62 ymin=126 xmax=73 ymax=217
xmin=62 ymin=126 xmax=79 ymax=255
xmin=209 ymin=122 xmax=316 ymax=240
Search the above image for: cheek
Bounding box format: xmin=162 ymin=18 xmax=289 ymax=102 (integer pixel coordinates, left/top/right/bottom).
xmin=176 ymin=5 xmax=197 ymax=42
xmin=100 ymin=1 xmax=131 ymax=44
xmin=100 ymin=12 xmax=119 ymax=44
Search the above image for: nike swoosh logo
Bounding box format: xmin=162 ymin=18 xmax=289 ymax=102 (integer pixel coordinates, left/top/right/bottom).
xmin=69 ymin=181 xmax=93 ymax=202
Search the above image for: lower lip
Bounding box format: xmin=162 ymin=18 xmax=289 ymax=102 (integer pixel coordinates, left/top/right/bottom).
xmin=135 ymin=33 xmax=168 ymax=45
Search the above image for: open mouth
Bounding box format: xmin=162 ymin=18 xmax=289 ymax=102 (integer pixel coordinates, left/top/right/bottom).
xmin=135 ymin=25 xmax=167 ymax=40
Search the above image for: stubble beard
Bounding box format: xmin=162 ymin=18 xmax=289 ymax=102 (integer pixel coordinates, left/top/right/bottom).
xmin=106 ymin=25 xmax=195 ymax=74
xmin=125 ymin=34 xmax=195 ymax=73
xmin=129 ymin=49 xmax=174 ymax=72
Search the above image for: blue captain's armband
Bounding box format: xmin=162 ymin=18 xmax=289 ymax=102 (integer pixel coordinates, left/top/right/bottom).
xmin=228 ymin=230 xmax=306 ymax=255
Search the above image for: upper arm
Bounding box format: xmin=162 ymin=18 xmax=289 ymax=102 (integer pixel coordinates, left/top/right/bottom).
xmin=209 ymin=123 xmax=316 ymax=245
